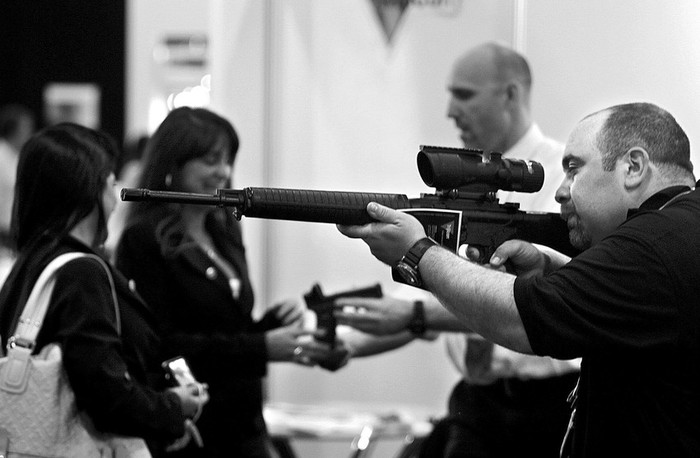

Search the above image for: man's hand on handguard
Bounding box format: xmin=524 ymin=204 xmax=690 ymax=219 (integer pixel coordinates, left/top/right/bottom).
xmin=337 ymin=202 xmax=427 ymax=266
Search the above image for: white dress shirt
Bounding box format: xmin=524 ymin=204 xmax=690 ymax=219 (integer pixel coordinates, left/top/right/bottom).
xmin=445 ymin=124 xmax=581 ymax=383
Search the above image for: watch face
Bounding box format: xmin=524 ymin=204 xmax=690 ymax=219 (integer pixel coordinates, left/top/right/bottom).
xmin=395 ymin=262 xmax=420 ymax=286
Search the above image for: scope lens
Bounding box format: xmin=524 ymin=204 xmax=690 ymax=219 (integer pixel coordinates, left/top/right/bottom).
xmin=417 ymin=152 xmax=436 ymax=186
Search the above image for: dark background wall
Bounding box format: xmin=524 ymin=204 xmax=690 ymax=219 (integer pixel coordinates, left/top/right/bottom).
xmin=0 ymin=0 xmax=125 ymax=143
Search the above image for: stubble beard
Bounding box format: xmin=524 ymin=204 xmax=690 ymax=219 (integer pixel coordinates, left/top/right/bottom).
xmin=566 ymin=214 xmax=592 ymax=251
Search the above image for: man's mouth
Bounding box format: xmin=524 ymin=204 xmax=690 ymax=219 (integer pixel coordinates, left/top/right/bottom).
xmin=564 ymin=214 xmax=579 ymax=231
xmin=459 ymin=130 xmax=476 ymax=146
xmin=560 ymin=208 xmax=578 ymax=227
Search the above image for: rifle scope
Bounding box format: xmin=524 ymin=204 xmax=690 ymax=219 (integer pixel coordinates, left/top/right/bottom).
xmin=417 ymin=145 xmax=545 ymax=193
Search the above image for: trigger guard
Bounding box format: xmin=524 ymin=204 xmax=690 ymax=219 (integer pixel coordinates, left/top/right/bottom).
xmin=458 ymin=244 xmax=493 ymax=264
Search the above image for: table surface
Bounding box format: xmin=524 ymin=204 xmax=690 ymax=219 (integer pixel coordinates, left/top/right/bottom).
xmin=264 ymin=402 xmax=435 ymax=440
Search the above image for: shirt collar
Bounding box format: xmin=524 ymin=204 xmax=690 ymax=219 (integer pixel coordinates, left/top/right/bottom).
xmin=626 ymin=185 xmax=694 ymax=217
xmin=504 ymin=123 xmax=543 ymax=157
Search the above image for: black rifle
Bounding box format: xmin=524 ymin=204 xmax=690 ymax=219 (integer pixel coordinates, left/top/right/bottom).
xmin=303 ymin=283 xmax=383 ymax=347
xmin=121 ymin=146 xmax=578 ymax=284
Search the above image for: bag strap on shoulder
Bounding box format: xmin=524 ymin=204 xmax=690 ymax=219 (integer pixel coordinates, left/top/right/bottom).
xmin=1 ymin=252 xmax=120 ymax=394
xmin=11 ymin=253 xmax=87 ymax=348
xmin=11 ymin=252 xmax=121 ymax=347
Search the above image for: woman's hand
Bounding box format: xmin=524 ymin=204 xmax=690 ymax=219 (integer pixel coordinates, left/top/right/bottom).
xmin=268 ymin=299 xmax=306 ymax=327
xmin=166 ymin=383 xmax=209 ymax=450
xmin=265 ymin=325 xmax=337 ymax=366
xmin=169 ymin=382 xmax=209 ymax=420
xmin=315 ymin=338 xmax=352 ymax=372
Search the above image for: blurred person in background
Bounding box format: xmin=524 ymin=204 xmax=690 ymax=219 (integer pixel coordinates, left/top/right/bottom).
xmin=116 ymin=107 xmax=347 ymax=457
xmin=333 ymin=42 xmax=579 ymax=457
xmin=0 ymin=104 xmax=35 ymax=285
xmin=105 ymin=134 xmax=149 ymax=259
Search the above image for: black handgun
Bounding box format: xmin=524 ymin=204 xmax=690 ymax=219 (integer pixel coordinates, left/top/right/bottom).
xmin=303 ymin=283 xmax=383 ymax=347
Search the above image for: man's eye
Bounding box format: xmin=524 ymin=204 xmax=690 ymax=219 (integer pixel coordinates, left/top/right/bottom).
xmin=202 ymin=153 xmax=219 ymax=165
xmin=562 ymin=160 xmax=577 ymax=175
xmin=451 ymin=90 xmax=474 ymax=101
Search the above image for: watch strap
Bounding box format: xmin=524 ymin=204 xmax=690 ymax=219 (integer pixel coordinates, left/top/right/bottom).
xmin=393 ymin=237 xmax=438 ymax=288
xmin=403 ymin=237 xmax=437 ymax=269
xmin=408 ymin=300 xmax=427 ymax=336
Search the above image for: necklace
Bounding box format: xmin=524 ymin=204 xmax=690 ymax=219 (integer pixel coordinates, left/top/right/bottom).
xmin=186 ymin=222 xmax=242 ymax=300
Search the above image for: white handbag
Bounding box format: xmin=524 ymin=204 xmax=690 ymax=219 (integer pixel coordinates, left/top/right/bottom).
xmin=0 ymin=252 xmax=151 ymax=458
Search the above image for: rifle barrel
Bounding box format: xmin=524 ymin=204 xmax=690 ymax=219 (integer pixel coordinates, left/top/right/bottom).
xmin=121 ymin=187 xmax=412 ymax=225
xmin=120 ymin=188 xmax=243 ymax=206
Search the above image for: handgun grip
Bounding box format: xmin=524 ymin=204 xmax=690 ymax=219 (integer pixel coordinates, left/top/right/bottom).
xmin=304 ymin=283 xmax=383 ymax=347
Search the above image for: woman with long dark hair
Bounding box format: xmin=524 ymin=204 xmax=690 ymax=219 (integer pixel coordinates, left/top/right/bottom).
xmin=115 ymin=107 xmax=340 ymax=457
xmin=0 ymin=123 xmax=208 ymax=456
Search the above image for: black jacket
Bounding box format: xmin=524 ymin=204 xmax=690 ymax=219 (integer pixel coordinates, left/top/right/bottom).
xmin=0 ymin=235 xmax=185 ymax=453
xmin=116 ymin=209 xmax=282 ymax=457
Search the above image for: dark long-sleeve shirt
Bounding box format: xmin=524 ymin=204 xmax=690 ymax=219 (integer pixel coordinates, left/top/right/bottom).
xmin=0 ymin=236 xmax=186 ymax=451
xmin=515 ymin=184 xmax=700 ymax=457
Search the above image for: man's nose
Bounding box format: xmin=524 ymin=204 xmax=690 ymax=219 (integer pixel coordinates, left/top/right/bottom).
xmin=446 ymin=98 xmax=459 ymax=119
xmin=216 ymin=161 xmax=232 ymax=179
xmin=555 ymin=177 xmax=570 ymax=204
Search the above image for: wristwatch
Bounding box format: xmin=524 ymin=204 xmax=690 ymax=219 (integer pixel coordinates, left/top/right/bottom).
xmin=407 ymin=300 xmax=427 ymax=336
xmin=393 ymin=237 xmax=437 ymax=287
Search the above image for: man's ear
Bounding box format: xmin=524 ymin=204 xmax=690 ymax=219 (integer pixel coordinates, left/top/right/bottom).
xmin=504 ymin=82 xmax=521 ymax=104
xmin=622 ymin=147 xmax=650 ymax=189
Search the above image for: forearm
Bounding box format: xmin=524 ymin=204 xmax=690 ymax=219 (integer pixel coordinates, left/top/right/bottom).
xmin=341 ymin=329 xmax=415 ymax=357
xmin=422 ymin=296 xmax=473 ymax=333
xmin=419 ymin=246 xmax=533 ymax=353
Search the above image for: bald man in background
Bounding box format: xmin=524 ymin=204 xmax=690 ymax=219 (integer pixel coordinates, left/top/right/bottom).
xmin=334 ymin=42 xmax=579 ymax=457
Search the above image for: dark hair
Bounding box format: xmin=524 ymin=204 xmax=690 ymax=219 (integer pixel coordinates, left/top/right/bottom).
xmin=596 ymin=102 xmax=693 ymax=174
xmin=116 ymin=134 xmax=149 ymax=178
xmin=12 ymin=123 xmax=117 ymax=251
xmin=128 ymin=107 xmax=239 ymax=223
